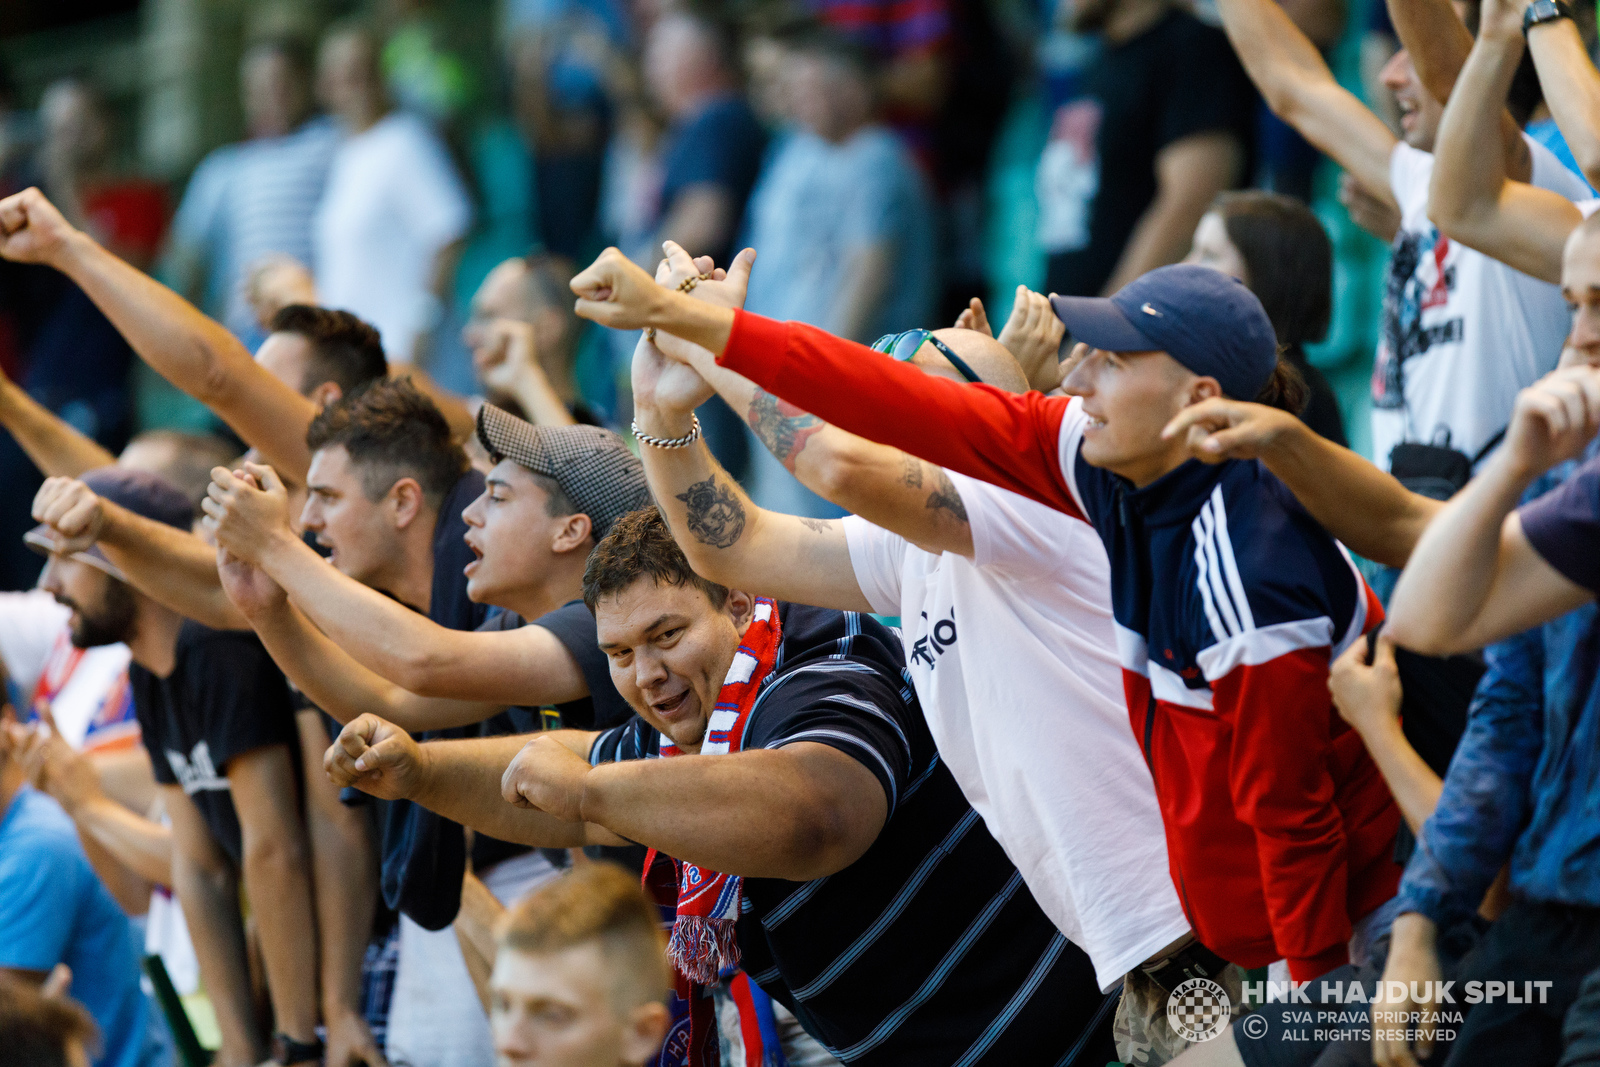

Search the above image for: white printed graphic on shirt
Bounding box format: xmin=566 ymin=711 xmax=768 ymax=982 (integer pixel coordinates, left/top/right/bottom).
xmin=844 ymin=467 xmax=1188 ymax=991
xmin=166 ymin=741 xmax=230 ymax=795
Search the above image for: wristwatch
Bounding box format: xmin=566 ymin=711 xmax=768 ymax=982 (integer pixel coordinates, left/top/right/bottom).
xmin=271 ymin=1032 xmax=325 ymax=1066
xmin=1523 ymin=0 xmax=1574 ymax=35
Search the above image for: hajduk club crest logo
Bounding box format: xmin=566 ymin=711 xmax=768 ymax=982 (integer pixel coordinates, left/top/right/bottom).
xmin=1166 ymin=977 xmax=1232 ymax=1043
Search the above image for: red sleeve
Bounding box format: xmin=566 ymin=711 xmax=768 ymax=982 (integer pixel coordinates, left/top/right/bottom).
xmin=1214 ymin=648 xmax=1353 ymax=981
xmin=720 ymin=311 xmax=1084 ymax=520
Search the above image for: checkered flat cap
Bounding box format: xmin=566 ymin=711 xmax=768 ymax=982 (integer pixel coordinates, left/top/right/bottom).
xmin=476 ymin=404 xmax=650 ymax=542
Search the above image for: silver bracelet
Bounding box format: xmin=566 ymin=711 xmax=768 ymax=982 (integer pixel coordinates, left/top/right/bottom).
xmin=632 ymin=414 xmax=702 ymax=449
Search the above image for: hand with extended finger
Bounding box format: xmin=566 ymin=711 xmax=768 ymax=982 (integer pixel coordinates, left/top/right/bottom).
xmin=658 ymin=241 xmax=755 ymax=312
xmin=1503 ymin=365 xmax=1600 ymax=478
xmin=954 ymin=297 xmax=993 ymax=337
xmin=325 ymin=715 xmax=426 ymax=800
xmin=0 ymin=188 xmax=79 ymax=266
xmin=31 ymin=478 xmax=106 ymax=554
xmin=1161 ymin=397 xmax=1302 ymax=463
xmin=201 ymin=462 xmax=294 ymax=564
xmin=997 ymin=286 xmax=1068 ymax=393
xmin=500 ymin=733 xmax=592 ymax=821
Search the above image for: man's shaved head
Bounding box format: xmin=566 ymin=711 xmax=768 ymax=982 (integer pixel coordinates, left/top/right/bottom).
xmin=915 ymin=330 xmax=1031 ymax=393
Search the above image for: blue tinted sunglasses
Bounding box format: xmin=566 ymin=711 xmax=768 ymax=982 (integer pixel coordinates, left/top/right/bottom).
xmin=871 ymin=329 xmax=984 ymax=385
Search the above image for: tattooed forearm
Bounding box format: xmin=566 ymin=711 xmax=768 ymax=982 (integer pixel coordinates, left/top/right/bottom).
xmin=926 ymin=469 xmax=969 ymax=524
xmin=900 ymin=453 xmax=923 ymax=489
xmin=676 ymin=477 xmax=747 ymax=548
xmin=747 ymin=391 xmax=826 ymax=472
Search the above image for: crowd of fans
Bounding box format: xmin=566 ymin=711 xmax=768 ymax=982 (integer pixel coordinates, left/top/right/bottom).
xmin=1 ymin=0 xmax=1600 ymax=1065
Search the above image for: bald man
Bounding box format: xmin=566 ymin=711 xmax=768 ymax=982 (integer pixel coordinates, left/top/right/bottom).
xmin=631 ymin=244 xmax=1205 ymax=1062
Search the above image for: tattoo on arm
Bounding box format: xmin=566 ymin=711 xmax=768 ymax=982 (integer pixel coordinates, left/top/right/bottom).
xmin=900 ymin=453 xmax=923 ymax=489
xmin=799 ymin=517 xmax=835 ymax=534
xmin=747 ymin=391 xmax=826 ymax=472
xmin=676 ymin=477 xmax=747 ymax=548
xmin=926 ymin=469 xmax=969 ymax=524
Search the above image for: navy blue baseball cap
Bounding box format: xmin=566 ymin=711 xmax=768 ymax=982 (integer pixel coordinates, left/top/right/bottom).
xmin=1049 ymin=263 xmax=1278 ymax=401
xmin=26 ymin=466 xmax=195 ymax=581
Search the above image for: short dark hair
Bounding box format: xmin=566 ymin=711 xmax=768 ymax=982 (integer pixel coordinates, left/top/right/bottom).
xmin=0 ymin=973 xmax=99 ymax=1067
xmin=1213 ymin=191 xmax=1332 ymax=347
xmin=269 ymin=305 xmax=388 ymax=396
xmin=583 ymin=507 xmax=729 ymax=612
xmin=781 ymin=24 xmax=872 ymax=79
xmin=305 ymin=379 xmax=467 ymax=506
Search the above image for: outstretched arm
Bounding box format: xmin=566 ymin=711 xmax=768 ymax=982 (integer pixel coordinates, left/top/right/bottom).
xmin=1387 ymin=368 xmax=1600 ymax=653
xmin=0 ymin=188 xmax=319 ymax=481
xmin=1215 ymin=0 xmax=1397 ymax=199
xmin=1161 ymin=399 xmax=1440 ymax=567
xmin=503 ymin=733 xmax=889 ymax=880
xmin=215 ymin=551 xmax=510 ymax=731
xmin=31 ymin=477 xmax=247 ymax=630
xmin=324 ymin=718 xmax=599 ymax=848
xmin=203 ymin=463 xmax=589 ymax=706
xmin=1429 ymin=14 xmax=1580 ymax=284
xmin=571 ymin=249 xmax=1081 ymax=516
xmin=0 ymin=373 xmax=116 ymax=477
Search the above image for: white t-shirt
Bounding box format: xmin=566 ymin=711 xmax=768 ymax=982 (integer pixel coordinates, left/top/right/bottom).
xmin=843 ymin=471 xmax=1189 ymax=991
xmin=1372 ymin=137 xmax=1590 ymax=470
xmin=313 ymin=112 xmax=473 ymax=363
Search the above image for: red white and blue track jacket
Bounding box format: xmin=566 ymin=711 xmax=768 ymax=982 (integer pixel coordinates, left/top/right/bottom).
xmin=718 ymin=311 xmax=1403 ymax=980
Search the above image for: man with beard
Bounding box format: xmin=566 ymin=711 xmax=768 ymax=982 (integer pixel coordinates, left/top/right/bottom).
xmin=30 ymin=467 xmax=317 ymax=1067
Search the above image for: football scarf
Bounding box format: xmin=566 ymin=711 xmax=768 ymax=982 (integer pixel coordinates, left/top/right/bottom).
xmin=646 ymin=597 xmax=783 ymax=983
xmin=643 ymin=599 xmax=784 ymax=1067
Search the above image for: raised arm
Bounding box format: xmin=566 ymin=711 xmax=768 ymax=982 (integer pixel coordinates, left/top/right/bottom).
xmin=1429 ymin=12 xmax=1580 ymax=283
xmin=1387 ymin=367 xmax=1600 ymax=653
xmin=1389 ymin=0 xmax=1530 ymax=180
xmin=0 ymin=188 xmax=320 ymax=481
xmin=1103 ymin=133 xmax=1243 ymax=293
xmin=1520 ymin=0 xmax=1600 ymax=188
xmin=633 ymin=337 xmax=871 ymax=612
xmin=1215 ymin=0 xmax=1398 ymax=199
xmin=31 ymin=477 xmax=247 ymax=630
xmin=571 ymin=248 xmax=1081 ymax=516
xmin=0 ymin=373 xmax=116 ymax=477
xmin=203 ymin=464 xmax=589 ymax=706
xmin=1161 ymin=399 xmax=1441 ymax=567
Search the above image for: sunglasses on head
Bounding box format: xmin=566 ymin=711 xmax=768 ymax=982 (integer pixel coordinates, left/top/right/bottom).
xmin=871 ymin=329 xmax=984 ymax=385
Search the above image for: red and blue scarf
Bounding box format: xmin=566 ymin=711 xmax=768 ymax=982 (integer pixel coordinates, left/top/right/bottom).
xmin=645 ymin=598 xmax=784 ymax=1066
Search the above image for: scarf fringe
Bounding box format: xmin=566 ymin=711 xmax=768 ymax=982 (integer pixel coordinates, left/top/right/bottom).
xmin=668 ymin=915 xmax=742 ymax=986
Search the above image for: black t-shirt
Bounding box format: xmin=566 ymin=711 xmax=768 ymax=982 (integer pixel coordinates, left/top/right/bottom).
xmin=590 ymin=604 xmax=1107 ymax=1066
xmin=503 ymin=600 xmax=636 ymax=731
xmin=133 ymin=622 xmax=299 ymax=867
xmin=1043 ymin=10 xmax=1254 ymax=297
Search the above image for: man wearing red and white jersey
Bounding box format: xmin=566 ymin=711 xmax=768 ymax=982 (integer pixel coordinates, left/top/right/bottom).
xmin=569 ymin=250 xmax=1405 ymax=1066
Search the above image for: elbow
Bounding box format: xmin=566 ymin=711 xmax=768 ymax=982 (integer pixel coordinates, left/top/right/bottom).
xmin=241 ymin=825 xmax=310 ymax=884
xmin=391 ymin=646 xmax=453 ymax=697
xmin=771 ymin=803 xmax=858 ymax=881
xmin=1381 ymin=612 xmax=1459 ymax=658
xmin=806 ymin=437 xmax=874 ymax=509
